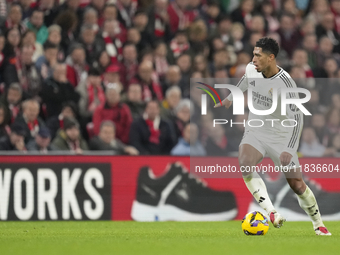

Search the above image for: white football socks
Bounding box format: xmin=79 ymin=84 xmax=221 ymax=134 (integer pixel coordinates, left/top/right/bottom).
xmin=243 ymin=171 xmax=275 ymax=215
xmin=297 ymin=185 xmax=324 ymax=229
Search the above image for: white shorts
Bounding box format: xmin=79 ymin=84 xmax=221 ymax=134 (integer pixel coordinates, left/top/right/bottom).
xmin=239 ymin=130 xmax=300 ymax=169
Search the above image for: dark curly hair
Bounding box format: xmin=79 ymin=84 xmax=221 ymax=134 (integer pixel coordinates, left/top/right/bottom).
xmin=255 ymin=37 xmax=280 ymax=58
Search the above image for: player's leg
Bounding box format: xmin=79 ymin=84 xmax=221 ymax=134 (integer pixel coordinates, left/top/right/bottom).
xmin=239 ymin=144 xmax=277 ymax=220
xmin=284 ymin=167 xmax=332 ymax=235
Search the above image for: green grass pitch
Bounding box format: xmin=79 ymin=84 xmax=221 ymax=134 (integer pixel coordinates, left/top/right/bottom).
xmin=0 ymin=221 xmax=339 ymax=255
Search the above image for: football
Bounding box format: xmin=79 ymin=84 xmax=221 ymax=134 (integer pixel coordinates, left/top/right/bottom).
xmin=241 ymin=211 xmax=269 ymax=236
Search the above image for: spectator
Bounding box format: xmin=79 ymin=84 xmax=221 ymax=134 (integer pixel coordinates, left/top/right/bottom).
xmin=172 ymin=98 xmax=191 ymax=140
xmin=316 ymin=36 xmax=340 ymax=68
xmin=40 ymin=63 xmax=80 ymax=117
xmin=248 ymin=15 xmax=266 ymax=36
xmin=46 ymin=101 xmax=78 ymax=139
xmin=176 ymin=54 xmax=192 ymax=97
xmin=306 ymin=0 xmax=330 ymax=25
xmin=54 ymin=10 xmax=79 ymax=61
xmin=215 ymin=15 xmax=232 ymax=44
xmin=57 ymin=0 xmax=82 ymax=23
xmin=35 ymin=41 xmax=59 ymax=80
xmin=229 ymin=51 xmax=251 ymax=77
xmin=316 ymin=12 xmax=340 ymax=52
xmin=92 ymin=83 xmax=132 ymax=143
xmin=119 ymin=43 xmax=138 ymax=87
xmin=129 ymin=100 xmax=175 ymax=155
xmin=124 ymin=83 xmax=146 ymax=120
xmin=76 ymin=67 xmax=105 ymax=120
xmin=331 ymin=0 xmax=340 ymax=35
xmin=26 ymin=127 xmax=56 ymax=153
xmin=117 ymin=0 xmax=138 ymax=28
xmin=102 ymin=4 xmax=119 ymax=25
xmin=160 ymin=85 xmax=181 ymax=121
xmin=146 ymin=0 xmax=171 ymax=42
xmin=126 ymin=27 xmax=146 ymax=53
xmin=205 ymin=124 xmax=229 ymax=156
xmin=231 ymin=0 xmax=254 ymax=28
xmin=46 ymin=24 xmax=62 ymax=46
xmin=329 ymin=134 xmax=340 ymax=157
xmin=299 ymin=127 xmax=332 ymax=157
xmin=78 ymin=24 xmax=105 ymax=65
xmin=171 ymin=123 xmax=206 ymax=156
xmin=26 ymin=9 xmax=48 ymax=45
xmin=103 ymin=64 xmax=121 ymax=89
xmin=202 ymin=0 xmax=221 ymax=31
xmin=161 ymin=65 xmax=181 ymax=95
xmin=83 ymin=7 xmax=99 ymax=33
xmin=261 ymin=0 xmax=280 ymax=33
xmin=154 ymin=42 xmax=169 ymax=80
xmin=301 ymin=33 xmax=318 ymax=69
xmin=187 ymin=19 xmax=208 ymax=54
xmin=89 ymin=120 xmax=139 ymax=155
xmin=66 ymin=43 xmax=88 ymax=87
xmin=0 ymin=122 xmax=26 ymax=151
xmin=21 ymin=29 xmax=44 ymax=62
xmin=311 ymin=113 xmax=330 ymax=147
xmin=193 ymin=55 xmax=210 ymax=78
xmin=46 ymin=24 xmax=63 ymax=61
xmin=291 ymin=48 xmax=314 ymax=78
xmin=169 ymin=30 xmax=190 ymax=60
xmin=131 ymin=60 xmax=163 ymax=102
xmin=88 ymin=0 xmax=105 ymax=27
xmin=3 ymin=28 xmax=21 ymax=86
xmin=13 ymin=99 xmax=45 ymax=144
xmin=52 ymin=117 xmax=88 ymax=153
xmin=101 ymin=19 xmax=125 ymax=63
xmin=38 ymin=0 xmax=60 ymax=27
xmin=0 ymin=83 xmax=23 ymax=123
xmin=132 ymin=10 xmax=151 ymax=46
xmin=93 ymin=50 xmax=111 ymax=72
xmin=16 ymin=45 xmax=42 ymax=99
xmin=276 ymin=12 xmax=301 ymax=57
xmin=300 ymin=19 xmax=316 ymax=37
xmin=210 ymin=49 xmax=230 ymax=76
xmin=5 ymin=4 xmax=26 ymax=34
xmin=326 ymin=108 xmax=340 ymax=135
xmin=0 ymin=103 xmax=10 ymax=139
xmin=243 ymin=31 xmax=263 ymax=57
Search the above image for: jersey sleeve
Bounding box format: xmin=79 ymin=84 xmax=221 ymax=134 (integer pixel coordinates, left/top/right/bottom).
xmin=281 ymin=82 xmax=304 ymax=155
xmin=226 ymin=74 xmax=248 ymax=101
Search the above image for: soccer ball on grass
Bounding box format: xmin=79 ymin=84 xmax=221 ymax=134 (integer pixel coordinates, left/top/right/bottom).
xmin=241 ymin=211 xmax=269 ymax=236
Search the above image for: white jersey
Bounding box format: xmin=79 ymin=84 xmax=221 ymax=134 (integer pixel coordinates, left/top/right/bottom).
xmin=227 ymin=62 xmax=303 ymax=155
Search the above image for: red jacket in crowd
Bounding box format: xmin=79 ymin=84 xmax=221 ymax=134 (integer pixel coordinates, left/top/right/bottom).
xmin=92 ymin=102 xmax=132 ymax=143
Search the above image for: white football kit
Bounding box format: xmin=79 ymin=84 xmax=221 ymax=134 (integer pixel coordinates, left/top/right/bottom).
xmin=227 ymin=62 xmax=303 ymax=168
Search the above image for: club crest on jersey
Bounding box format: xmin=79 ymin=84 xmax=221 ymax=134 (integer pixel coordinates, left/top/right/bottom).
xmin=268 ymin=88 xmax=273 ymax=97
xmin=250 ymin=81 xmax=255 ymax=86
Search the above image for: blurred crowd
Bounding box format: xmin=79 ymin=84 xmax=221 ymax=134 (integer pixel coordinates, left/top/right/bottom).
xmin=0 ymin=0 xmax=339 ymax=157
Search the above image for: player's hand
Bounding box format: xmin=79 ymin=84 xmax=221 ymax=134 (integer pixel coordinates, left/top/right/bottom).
xmin=280 ymin=151 xmax=292 ymax=166
xmin=214 ymin=98 xmax=232 ymax=109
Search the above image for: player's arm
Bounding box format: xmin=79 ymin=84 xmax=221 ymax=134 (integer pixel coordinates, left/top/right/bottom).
xmin=280 ymin=90 xmax=304 ymax=166
xmin=214 ymin=74 xmax=248 ymax=108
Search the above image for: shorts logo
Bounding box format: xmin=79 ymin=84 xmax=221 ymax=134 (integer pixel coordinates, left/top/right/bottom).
xmin=250 ymin=81 xmax=255 ymax=86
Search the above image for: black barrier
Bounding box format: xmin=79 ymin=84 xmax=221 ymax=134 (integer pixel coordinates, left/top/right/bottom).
xmin=0 ymin=163 xmax=111 ymax=221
